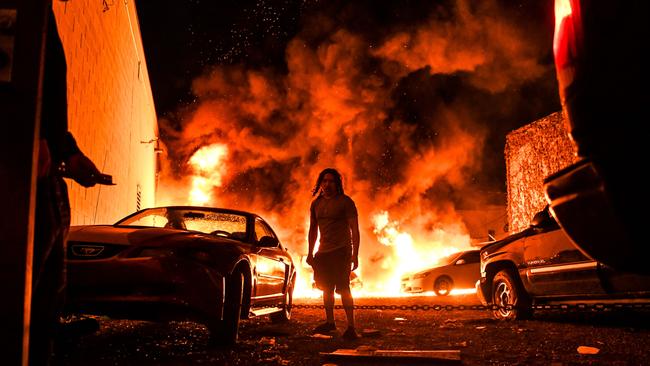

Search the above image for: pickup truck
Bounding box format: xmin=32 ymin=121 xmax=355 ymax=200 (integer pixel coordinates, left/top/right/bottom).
xmin=476 ymin=206 xmax=650 ymax=320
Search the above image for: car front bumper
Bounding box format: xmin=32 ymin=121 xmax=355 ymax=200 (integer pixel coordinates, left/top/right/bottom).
xmin=400 ymin=278 xmax=426 ymax=293
xmin=475 ymin=278 xmax=490 ymax=306
xmin=66 ymin=256 xmax=225 ymax=323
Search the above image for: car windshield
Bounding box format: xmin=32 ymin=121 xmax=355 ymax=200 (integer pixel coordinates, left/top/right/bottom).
xmin=436 ymin=252 xmax=463 ymax=266
xmin=116 ymin=208 xmax=248 ymax=238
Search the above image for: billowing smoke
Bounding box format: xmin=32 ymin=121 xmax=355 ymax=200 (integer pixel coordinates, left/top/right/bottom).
xmin=156 ymin=0 xmax=557 ymax=294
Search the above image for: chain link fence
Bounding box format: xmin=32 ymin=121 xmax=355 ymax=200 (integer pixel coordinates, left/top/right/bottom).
xmin=290 ymin=303 xmax=650 ymax=312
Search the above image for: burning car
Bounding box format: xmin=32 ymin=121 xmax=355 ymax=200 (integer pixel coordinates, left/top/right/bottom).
xmin=401 ymin=250 xmax=481 ymax=296
xmin=65 ymin=206 xmax=296 ymax=345
xmin=476 ymin=206 xmax=650 ymax=320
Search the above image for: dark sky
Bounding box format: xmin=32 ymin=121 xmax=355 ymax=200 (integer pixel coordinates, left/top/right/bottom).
xmin=136 ymin=0 xmax=308 ymax=114
xmin=135 ymin=0 xmax=561 ymax=198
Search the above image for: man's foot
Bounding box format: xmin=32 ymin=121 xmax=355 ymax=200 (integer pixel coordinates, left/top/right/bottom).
xmin=313 ymin=322 xmax=336 ymax=333
xmin=342 ymin=326 xmax=359 ymax=340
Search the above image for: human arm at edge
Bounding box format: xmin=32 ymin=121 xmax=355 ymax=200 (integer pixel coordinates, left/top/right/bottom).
xmin=349 ymin=215 xmax=360 ymax=271
xmin=307 ymin=209 xmax=318 ymax=266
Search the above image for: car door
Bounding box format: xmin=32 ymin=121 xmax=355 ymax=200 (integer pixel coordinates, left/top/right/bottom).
xmin=453 ymin=251 xmax=481 ymax=289
xmin=251 ymin=218 xmax=287 ymax=299
xmin=598 ymin=265 xmax=650 ymax=294
xmin=523 ymin=226 xmax=603 ymax=297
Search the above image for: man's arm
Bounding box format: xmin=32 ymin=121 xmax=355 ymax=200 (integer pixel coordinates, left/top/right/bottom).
xmin=348 ymin=216 xmax=360 ymax=271
xmin=307 ymin=209 xmax=318 ymax=266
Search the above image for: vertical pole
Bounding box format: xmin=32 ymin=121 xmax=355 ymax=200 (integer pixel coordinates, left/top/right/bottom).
xmin=0 ymin=0 xmax=49 ymax=364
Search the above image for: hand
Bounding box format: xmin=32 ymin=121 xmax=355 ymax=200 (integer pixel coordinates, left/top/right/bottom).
xmin=65 ymin=153 xmax=101 ymax=187
xmin=306 ymin=254 xmax=314 ymax=266
xmin=351 ymin=255 xmax=359 ymax=271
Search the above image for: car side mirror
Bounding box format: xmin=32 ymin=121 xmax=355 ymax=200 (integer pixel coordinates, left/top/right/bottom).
xmin=530 ymin=206 xmax=553 ymax=228
xmin=258 ymin=236 xmax=279 ymax=247
xmin=455 ymin=259 xmax=466 ymax=265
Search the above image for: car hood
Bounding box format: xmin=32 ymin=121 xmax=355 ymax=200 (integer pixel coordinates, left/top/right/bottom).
xmin=480 ymin=227 xmax=534 ymax=256
xmin=68 ymin=225 xmax=239 ymax=248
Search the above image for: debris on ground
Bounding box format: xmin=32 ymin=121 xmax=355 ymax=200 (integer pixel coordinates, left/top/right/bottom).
xmin=258 ymin=337 xmax=276 ymax=346
xmin=577 ymin=346 xmax=600 ymax=355
xmin=361 ymin=329 xmax=381 ymax=337
xmin=321 ymin=348 xmax=461 ymax=363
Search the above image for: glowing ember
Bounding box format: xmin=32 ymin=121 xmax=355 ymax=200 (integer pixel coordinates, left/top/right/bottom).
xmin=187 ymin=144 xmax=228 ymax=206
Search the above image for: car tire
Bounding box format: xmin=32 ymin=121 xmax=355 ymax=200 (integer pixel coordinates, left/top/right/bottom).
xmin=210 ymin=271 xmax=244 ymax=346
xmin=270 ymin=276 xmax=294 ymax=323
xmin=491 ymin=269 xmax=532 ymax=321
xmin=434 ymin=276 xmax=453 ymax=296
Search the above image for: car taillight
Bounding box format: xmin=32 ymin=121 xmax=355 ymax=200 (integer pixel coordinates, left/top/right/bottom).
xmin=553 ymin=0 xmax=583 ymax=102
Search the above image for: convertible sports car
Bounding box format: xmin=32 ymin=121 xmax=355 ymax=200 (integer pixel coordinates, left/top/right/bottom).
xmin=400 ymin=250 xmax=481 ymax=296
xmin=65 ymin=206 xmax=296 ymax=345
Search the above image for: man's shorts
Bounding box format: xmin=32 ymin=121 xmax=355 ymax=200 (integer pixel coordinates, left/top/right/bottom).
xmin=313 ymin=246 xmax=351 ymax=293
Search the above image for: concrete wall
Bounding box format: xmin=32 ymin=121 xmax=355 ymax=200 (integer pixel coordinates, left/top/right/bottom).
xmin=53 ymin=0 xmax=158 ymax=225
xmin=505 ymin=111 xmax=578 ymax=233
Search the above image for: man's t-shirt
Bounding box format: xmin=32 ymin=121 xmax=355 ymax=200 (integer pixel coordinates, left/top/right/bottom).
xmin=310 ymin=194 xmax=358 ymax=253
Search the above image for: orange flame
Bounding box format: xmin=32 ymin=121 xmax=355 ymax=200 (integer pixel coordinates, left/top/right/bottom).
xmin=157 ymin=1 xmax=547 ymax=299
xmin=187 ymin=144 xmax=228 ymax=206
xmin=368 ymin=211 xmax=470 ymax=295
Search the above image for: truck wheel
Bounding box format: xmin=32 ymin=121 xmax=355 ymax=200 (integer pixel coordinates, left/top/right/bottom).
xmin=491 ymin=270 xmax=532 ymax=320
xmin=434 ymin=276 xmax=453 ymax=296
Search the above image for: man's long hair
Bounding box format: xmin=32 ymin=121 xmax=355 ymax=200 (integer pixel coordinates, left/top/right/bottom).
xmin=312 ymin=168 xmax=344 ymax=196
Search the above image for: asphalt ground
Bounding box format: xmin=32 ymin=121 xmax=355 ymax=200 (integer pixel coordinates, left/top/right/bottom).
xmin=55 ymin=294 xmax=650 ymax=365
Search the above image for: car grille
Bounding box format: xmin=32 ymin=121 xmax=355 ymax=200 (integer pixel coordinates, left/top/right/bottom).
xmin=67 ymin=241 xmax=125 ymax=260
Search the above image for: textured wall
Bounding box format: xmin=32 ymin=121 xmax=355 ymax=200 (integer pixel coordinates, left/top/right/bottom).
xmin=505 ymin=111 xmax=578 ymax=233
xmin=53 ymin=0 xmax=158 ymax=225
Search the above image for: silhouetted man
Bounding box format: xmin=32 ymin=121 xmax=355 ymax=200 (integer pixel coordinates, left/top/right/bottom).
xmin=307 ymin=168 xmax=360 ymax=340
xmin=31 ymin=4 xmax=102 ymax=365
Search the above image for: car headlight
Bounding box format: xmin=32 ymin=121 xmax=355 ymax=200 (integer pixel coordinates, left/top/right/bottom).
xmin=413 ymin=271 xmax=431 ymax=279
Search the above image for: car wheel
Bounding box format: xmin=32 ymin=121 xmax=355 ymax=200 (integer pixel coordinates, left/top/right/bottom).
xmin=210 ymin=271 xmax=244 ymax=346
xmin=270 ymin=276 xmax=294 ymax=323
xmin=491 ymin=269 xmax=532 ymax=321
xmin=434 ymin=276 xmax=453 ymax=296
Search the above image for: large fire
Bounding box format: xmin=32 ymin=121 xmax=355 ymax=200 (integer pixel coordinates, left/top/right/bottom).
xmin=187 ymin=144 xmax=228 ymax=206
xmin=177 ymin=145 xmax=475 ymax=298
xmin=157 ymin=0 xmax=549 ymax=298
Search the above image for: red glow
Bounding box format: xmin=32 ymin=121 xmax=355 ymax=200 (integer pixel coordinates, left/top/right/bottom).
xmin=553 ymin=0 xmax=582 ymax=71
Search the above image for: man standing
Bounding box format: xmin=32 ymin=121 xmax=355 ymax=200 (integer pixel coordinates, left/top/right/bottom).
xmin=30 ymin=5 xmax=102 ymax=365
xmin=307 ymin=168 xmax=360 ymax=340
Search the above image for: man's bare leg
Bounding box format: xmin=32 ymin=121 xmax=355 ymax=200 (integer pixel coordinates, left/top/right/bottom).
xmin=340 ymin=288 xmax=354 ymax=328
xmin=323 ymin=288 xmax=335 ymax=324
